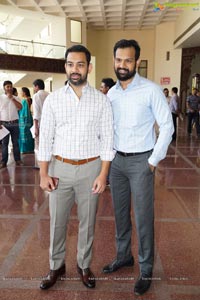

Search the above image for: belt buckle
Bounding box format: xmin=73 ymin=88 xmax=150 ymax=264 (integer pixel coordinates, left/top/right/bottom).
xmin=73 ymin=159 xmax=80 ymax=165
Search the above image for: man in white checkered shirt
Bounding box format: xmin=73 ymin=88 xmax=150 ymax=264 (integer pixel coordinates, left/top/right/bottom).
xmin=38 ymin=45 xmax=114 ymax=290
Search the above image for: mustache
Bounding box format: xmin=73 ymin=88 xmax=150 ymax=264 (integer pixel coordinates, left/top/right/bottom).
xmin=117 ymin=68 xmax=129 ymax=72
xmin=70 ymin=73 xmax=81 ymax=76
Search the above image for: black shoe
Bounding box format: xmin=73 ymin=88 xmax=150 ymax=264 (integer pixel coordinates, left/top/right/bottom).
xmin=102 ymin=256 xmax=134 ymax=273
xmin=134 ymin=273 xmax=152 ymax=296
xmin=40 ymin=264 xmax=66 ymax=290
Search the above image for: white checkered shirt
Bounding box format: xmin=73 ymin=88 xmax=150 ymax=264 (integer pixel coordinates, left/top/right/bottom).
xmin=38 ymin=82 xmax=114 ymax=161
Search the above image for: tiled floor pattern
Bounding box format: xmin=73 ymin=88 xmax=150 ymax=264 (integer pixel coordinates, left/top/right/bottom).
xmin=0 ymin=120 xmax=199 ymax=300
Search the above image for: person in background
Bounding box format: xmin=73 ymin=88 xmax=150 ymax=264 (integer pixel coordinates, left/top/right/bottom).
xmin=186 ymin=88 xmax=200 ymax=137
xmin=100 ymin=78 xmax=115 ymax=95
xmin=163 ymin=88 xmax=171 ymax=104
xmin=169 ymin=87 xmax=179 ymax=141
xmin=12 ymin=87 xmax=18 ymax=97
xmin=38 ymin=45 xmax=114 ymax=290
xmin=0 ymin=80 xmax=23 ymax=169
xmin=18 ymin=87 xmax=34 ymax=153
xmin=102 ymin=39 xmax=174 ymax=296
xmin=32 ymin=79 xmax=49 ymax=168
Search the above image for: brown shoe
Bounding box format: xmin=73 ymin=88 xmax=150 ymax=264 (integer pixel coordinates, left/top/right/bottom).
xmin=40 ymin=264 xmax=66 ymax=290
xmin=0 ymin=162 xmax=7 ymax=169
xmin=77 ymin=264 xmax=95 ymax=288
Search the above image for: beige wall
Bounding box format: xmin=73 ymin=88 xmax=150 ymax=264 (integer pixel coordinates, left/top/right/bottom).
xmin=87 ymin=29 xmax=155 ymax=88
xmin=175 ymin=8 xmax=199 ymax=39
xmin=154 ymin=22 xmax=182 ymax=91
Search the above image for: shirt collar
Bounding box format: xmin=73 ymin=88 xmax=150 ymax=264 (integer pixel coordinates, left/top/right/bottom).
xmin=116 ymin=72 xmax=140 ymax=90
xmin=64 ymin=81 xmax=90 ymax=93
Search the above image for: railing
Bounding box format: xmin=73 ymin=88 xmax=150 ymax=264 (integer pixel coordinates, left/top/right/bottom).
xmin=0 ymin=37 xmax=66 ymax=59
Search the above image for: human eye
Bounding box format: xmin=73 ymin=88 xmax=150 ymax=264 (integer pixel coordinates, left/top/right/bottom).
xmin=78 ymin=62 xmax=85 ymax=68
xmin=66 ymin=62 xmax=73 ymax=67
xmin=115 ymin=58 xmax=121 ymax=63
xmin=126 ymin=58 xmax=134 ymax=64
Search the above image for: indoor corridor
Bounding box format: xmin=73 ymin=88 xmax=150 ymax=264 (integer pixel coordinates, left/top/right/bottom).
xmin=0 ymin=119 xmax=199 ymax=300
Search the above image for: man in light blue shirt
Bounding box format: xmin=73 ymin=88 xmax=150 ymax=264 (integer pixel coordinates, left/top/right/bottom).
xmin=102 ymin=39 xmax=174 ymax=296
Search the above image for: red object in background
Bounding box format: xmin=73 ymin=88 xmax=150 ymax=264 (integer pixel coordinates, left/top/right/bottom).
xmin=160 ymin=77 xmax=170 ymax=85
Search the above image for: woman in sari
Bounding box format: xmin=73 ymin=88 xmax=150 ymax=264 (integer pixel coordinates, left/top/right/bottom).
xmin=18 ymin=87 xmax=34 ymax=153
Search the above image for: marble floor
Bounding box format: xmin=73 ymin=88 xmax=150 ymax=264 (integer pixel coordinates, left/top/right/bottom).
xmin=0 ymin=120 xmax=199 ymax=300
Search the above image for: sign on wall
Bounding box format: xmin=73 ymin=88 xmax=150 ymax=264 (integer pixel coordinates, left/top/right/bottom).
xmin=160 ymin=77 xmax=170 ymax=85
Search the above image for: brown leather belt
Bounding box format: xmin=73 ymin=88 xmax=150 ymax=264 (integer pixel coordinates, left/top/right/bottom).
xmin=55 ymin=155 xmax=100 ymax=165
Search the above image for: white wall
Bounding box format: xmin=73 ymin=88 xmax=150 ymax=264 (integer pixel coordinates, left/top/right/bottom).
xmin=88 ymin=56 xmax=96 ymax=88
xmin=50 ymin=18 xmax=66 ymax=59
xmin=154 ymin=22 xmax=182 ymax=92
xmin=51 ymin=74 xmax=66 ymax=91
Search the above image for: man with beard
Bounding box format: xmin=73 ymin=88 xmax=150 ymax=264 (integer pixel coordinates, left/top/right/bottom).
xmin=102 ymin=39 xmax=174 ymax=296
xmin=38 ymin=45 xmax=114 ymax=290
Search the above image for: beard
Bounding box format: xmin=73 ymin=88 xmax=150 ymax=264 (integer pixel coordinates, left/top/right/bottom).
xmin=115 ymin=67 xmax=136 ymax=81
xmin=68 ymin=73 xmax=88 ymax=86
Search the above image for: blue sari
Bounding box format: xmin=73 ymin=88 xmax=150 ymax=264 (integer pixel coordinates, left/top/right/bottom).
xmin=18 ymin=99 xmax=34 ymax=153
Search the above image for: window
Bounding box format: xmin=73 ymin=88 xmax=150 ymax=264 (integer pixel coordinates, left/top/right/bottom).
xmin=70 ymin=20 xmax=82 ymax=43
xmin=138 ymin=60 xmax=148 ymax=78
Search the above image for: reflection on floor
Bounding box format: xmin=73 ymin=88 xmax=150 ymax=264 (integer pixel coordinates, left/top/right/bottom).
xmin=0 ymin=119 xmax=200 ymax=300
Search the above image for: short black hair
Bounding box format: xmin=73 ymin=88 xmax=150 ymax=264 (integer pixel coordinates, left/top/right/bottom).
xmin=3 ymin=80 xmax=13 ymax=87
xmin=102 ymin=78 xmax=115 ymax=89
xmin=113 ymin=39 xmax=140 ymax=61
xmin=33 ymin=79 xmax=45 ymax=90
xmin=65 ymin=44 xmax=91 ymax=66
xmin=172 ymin=87 xmax=178 ymax=94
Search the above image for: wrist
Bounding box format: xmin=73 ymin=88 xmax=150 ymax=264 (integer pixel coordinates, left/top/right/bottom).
xmin=40 ymin=172 xmax=48 ymax=177
xmin=99 ymin=172 xmax=108 ymax=179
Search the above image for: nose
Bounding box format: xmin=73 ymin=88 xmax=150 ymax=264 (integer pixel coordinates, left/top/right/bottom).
xmin=119 ymin=60 xmax=126 ymax=69
xmin=70 ymin=63 xmax=79 ymax=73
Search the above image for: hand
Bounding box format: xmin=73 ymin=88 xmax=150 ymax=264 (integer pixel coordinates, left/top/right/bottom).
xmin=35 ymin=127 xmax=39 ymax=137
xmin=92 ymin=175 xmax=107 ymax=194
xmin=40 ymin=175 xmax=57 ymax=192
xmin=7 ymin=93 xmax=13 ymax=99
xmin=149 ymin=163 xmax=155 ymax=173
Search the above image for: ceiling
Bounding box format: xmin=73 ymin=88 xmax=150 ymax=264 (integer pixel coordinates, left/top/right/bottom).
xmin=1 ymin=0 xmax=199 ymax=30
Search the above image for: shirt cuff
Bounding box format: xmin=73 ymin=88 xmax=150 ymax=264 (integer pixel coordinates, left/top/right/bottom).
xmin=100 ymin=151 xmax=115 ymax=161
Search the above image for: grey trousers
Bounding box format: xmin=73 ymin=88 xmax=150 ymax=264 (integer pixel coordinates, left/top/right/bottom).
xmin=48 ymin=157 xmax=101 ymax=270
xmin=110 ymin=151 xmax=154 ymax=276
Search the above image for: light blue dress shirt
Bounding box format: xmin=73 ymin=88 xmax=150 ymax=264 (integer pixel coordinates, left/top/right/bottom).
xmin=108 ymin=73 xmax=174 ymax=166
xmin=169 ymin=94 xmax=178 ymax=114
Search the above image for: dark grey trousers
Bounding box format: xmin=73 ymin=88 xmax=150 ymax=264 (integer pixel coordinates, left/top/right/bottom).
xmin=110 ymin=151 xmax=155 ymax=276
